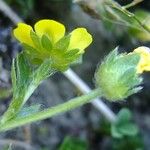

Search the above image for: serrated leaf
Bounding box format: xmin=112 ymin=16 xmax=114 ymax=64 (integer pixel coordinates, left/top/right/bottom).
xmin=1 ymin=53 xmax=55 ymax=123
xmin=41 ymin=35 xmax=52 ymax=51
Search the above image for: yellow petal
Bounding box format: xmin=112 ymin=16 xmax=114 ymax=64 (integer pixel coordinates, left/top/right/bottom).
xmin=133 ymin=46 xmax=150 ymax=73
xmin=34 ymin=19 xmax=65 ymax=44
xmin=13 ymin=23 xmax=34 ymax=47
xmin=68 ymin=28 xmax=93 ymax=53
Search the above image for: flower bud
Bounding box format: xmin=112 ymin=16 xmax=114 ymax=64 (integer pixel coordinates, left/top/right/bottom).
xmin=95 ymin=47 xmax=143 ymax=101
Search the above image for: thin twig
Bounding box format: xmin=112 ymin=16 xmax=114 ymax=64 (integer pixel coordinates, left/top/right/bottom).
xmin=75 ymin=0 xmax=150 ymax=34
xmin=107 ymin=0 xmax=150 ymax=34
xmin=123 ymin=0 xmax=143 ymax=9
xmin=0 ymin=0 xmax=23 ymax=24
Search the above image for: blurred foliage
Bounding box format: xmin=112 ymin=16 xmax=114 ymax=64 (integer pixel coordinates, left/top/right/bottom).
xmin=2 ymin=145 xmax=11 ymax=150
xmin=112 ymin=136 xmax=144 ymax=150
xmin=98 ymin=108 xmax=144 ymax=150
xmin=5 ymin=0 xmax=35 ymax=19
xmin=129 ymin=9 xmax=150 ymax=41
xmin=5 ymin=0 xmax=72 ymax=21
xmin=0 ymin=58 xmax=11 ymax=100
xmin=111 ymin=108 xmax=139 ymax=138
xmin=76 ymin=0 xmax=150 ymax=42
xmin=0 ymin=88 xmax=11 ymax=99
xmin=59 ymin=136 xmax=88 ymax=150
xmin=58 ymin=109 xmax=144 ymax=150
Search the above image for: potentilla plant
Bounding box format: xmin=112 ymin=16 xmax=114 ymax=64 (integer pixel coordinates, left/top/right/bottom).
xmin=0 ymin=19 xmax=150 ymax=132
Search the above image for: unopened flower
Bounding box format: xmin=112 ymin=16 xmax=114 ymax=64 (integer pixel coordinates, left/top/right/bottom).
xmin=13 ymin=19 xmax=92 ymax=71
xmin=95 ymin=47 xmax=150 ymax=101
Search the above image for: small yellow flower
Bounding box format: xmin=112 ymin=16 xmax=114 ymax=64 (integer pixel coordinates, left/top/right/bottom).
xmin=13 ymin=19 xmax=92 ymax=70
xmin=133 ymin=46 xmax=150 ymax=73
xmin=13 ymin=19 xmax=92 ymax=53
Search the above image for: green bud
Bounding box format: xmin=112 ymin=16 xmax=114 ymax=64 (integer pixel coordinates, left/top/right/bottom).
xmin=95 ymin=47 xmax=143 ymax=101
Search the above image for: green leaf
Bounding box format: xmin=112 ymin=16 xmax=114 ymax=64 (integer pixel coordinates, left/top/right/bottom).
xmin=15 ymin=53 xmax=31 ymax=85
xmin=111 ymin=124 xmax=123 ymax=139
xmin=111 ymin=108 xmax=139 ymax=139
xmin=127 ymin=86 xmax=143 ymax=97
xmin=118 ymin=123 xmax=139 ymax=136
xmin=116 ymin=108 xmax=132 ymax=124
xmin=120 ymin=68 xmax=140 ymax=87
xmin=0 ymin=52 xmax=56 ymax=124
xmin=59 ymin=137 xmax=88 ymax=150
xmin=71 ymin=55 xmax=82 ymax=65
xmin=105 ymin=47 xmax=119 ymax=63
xmin=112 ymin=136 xmax=144 ymax=150
xmin=11 ymin=59 xmax=16 ymax=91
xmin=41 ymin=35 xmax=52 ymax=51
xmin=117 ymin=53 xmax=140 ymax=70
xmin=0 ymin=88 xmax=12 ymax=99
xmin=32 ymin=58 xmax=54 ymax=83
xmin=22 ymin=43 xmax=39 ymax=54
xmin=30 ymin=31 xmax=41 ymax=49
xmin=64 ymin=49 xmax=80 ymax=57
xmin=54 ymin=35 xmax=71 ymax=51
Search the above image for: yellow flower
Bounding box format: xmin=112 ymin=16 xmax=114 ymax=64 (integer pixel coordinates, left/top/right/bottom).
xmin=133 ymin=46 xmax=150 ymax=73
xmin=13 ymin=19 xmax=92 ymax=70
xmin=13 ymin=19 xmax=92 ymax=53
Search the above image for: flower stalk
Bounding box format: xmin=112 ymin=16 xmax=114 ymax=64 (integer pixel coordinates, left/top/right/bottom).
xmin=0 ymin=88 xmax=101 ymax=132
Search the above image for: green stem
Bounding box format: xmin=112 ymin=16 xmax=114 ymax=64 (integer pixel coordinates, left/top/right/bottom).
xmin=0 ymin=88 xmax=101 ymax=132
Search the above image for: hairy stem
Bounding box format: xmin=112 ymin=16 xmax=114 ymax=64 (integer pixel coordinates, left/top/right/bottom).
xmin=0 ymin=88 xmax=101 ymax=132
